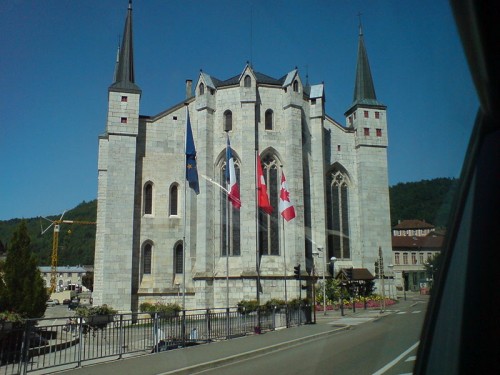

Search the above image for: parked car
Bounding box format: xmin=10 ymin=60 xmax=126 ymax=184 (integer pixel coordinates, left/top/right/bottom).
xmin=63 ymin=299 xmax=71 ymax=305
xmin=68 ymin=300 xmax=79 ymax=310
xmin=46 ymin=299 xmax=57 ymax=307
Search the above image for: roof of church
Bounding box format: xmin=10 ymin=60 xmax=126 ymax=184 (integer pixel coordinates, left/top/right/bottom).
xmin=345 ymin=24 xmax=385 ymax=113
xmin=109 ymin=1 xmax=141 ymax=94
xmin=210 ymin=70 xmax=286 ymax=88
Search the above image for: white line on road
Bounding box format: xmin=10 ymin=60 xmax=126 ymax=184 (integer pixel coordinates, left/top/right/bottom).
xmin=371 ymin=341 xmax=420 ymax=375
xmin=405 ymin=355 xmax=417 ymax=362
xmin=412 ymin=311 xmax=421 ymax=314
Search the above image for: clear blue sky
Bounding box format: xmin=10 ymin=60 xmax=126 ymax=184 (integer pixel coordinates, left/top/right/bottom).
xmin=0 ymin=0 xmax=478 ymax=220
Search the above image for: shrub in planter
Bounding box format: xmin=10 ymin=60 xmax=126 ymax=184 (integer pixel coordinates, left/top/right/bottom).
xmin=237 ymin=300 xmax=259 ymax=315
xmin=0 ymin=311 xmax=24 ymax=327
xmin=263 ymin=298 xmax=286 ymax=312
xmin=139 ymin=302 xmax=181 ymax=318
xmin=75 ymin=304 xmax=117 ymax=328
xmin=0 ymin=312 xmax=24 ymax=341
xmin=288 ymin=298 xmax=309 ymax=308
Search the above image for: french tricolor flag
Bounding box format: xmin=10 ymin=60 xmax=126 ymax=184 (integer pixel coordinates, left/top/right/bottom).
xmin=225 ymin=135 xmax=241 ymax=209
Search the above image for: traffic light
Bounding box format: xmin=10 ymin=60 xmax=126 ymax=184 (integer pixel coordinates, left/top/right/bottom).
xmin=294 ymin=264 xmax=301 ymax=280
xmin=402 ymin=271 xmax=408 ymax=289
xmin=346 ymin=267 xmax=353 ymax=280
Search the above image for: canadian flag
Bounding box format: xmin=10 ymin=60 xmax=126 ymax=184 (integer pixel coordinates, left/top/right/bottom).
xmin=279 ymin=171 xmax=296 ymax=221
xmin=256 ymin=154 xmax=273 ymax=214
xmin=225 ymin=136 xmax=241 ymax=209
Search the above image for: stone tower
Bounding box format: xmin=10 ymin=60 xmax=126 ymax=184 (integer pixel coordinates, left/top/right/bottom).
xmin=344 ymin=24 xmax=392 ymax=273
xmin=93 ymin=1 xmax=141 ymax=311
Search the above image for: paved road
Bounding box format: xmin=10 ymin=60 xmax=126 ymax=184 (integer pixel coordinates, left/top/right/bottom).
xmin=191 ymin=300 xmax=426 ymax=375
xmin=43 ymin=295 xmax=428 ymax=375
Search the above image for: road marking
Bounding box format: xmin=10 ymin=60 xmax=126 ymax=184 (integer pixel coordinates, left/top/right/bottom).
xmin=371 ymin=341 xmax=420 ymax=375
xmin=412 ymin=311 xmax=421 ymax=314
xmin=397 ymin=312 xmax=406 ymax=315
xmin=328 ymin=317 xmax=373 ymax=326
xmin=405 ymin=355 xmax=417 ymax=362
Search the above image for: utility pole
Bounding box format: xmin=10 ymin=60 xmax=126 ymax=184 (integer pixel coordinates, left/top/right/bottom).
xmin=379 ymin=246 xmax=385 ymax=312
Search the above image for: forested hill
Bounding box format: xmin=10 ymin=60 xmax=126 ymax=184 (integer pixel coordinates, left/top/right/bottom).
xmin=0 ymin=200 xmax=97 ymax=266
xmin=0 ymin=177 xmax=458 ymax=266
xmin=389 ymin=177 xmax=458 ymax=227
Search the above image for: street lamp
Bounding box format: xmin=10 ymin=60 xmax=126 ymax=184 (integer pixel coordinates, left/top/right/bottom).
xmin=176 ymin=282 xmax=180 ymax=304
xmin=330 ymin=257 xmax=336 ymax=277
xmin=402 ymin=271 xmax=407 ymax=301
xmin=313 ymin=248 xmax=327 ymax=315
xmin=330 ymin=256 xmax=336 ymax=309
xmin=388 ymin=264 xmax=394 ymax=299
xmin=430 ymin=264 xmax=434 ymax=289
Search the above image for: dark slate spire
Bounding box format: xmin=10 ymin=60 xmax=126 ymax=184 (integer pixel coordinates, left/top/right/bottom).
xmin=109 ymin=0 xmax=141 ymax=93
xmin=346 ymin=23 xmax=384 ymax=111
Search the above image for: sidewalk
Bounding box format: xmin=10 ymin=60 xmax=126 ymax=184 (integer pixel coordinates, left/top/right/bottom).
xmin=49 ymin=297 xmax=422 ymax=375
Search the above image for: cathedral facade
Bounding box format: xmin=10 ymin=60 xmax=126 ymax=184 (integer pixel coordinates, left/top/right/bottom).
xmin=93 ymin=3 xmax=392 ymax=312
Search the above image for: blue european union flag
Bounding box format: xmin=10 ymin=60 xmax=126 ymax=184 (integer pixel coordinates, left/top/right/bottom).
xmin=185 ymin=111 xmax=200 ymax=194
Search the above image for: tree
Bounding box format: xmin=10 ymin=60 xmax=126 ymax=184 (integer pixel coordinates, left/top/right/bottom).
xmin=0 ymin=221 xmax=48 ymax=318
xmin=424 ymin=252 xmax=443 ymax=289
xmin=82 ymin=272 xmax=94 ymax=292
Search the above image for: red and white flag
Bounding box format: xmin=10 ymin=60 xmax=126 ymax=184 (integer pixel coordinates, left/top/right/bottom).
xmin=279 ymin=171 xmax=295 ymax=221
xmin=225 ymin=136 xmax=241 ymax=209
xmin=256 ymin=154 xmax=273 ymax=214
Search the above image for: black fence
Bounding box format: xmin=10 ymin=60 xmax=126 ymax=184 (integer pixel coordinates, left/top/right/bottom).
xmin=0 ymin=304 xmax=311 ymax=375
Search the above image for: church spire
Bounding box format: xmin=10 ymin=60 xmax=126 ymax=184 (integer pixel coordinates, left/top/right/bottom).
xmin=347 ymin=22 xmax=383 ymax=111
xmin=109 ymin=0 xmax=141 ymax=93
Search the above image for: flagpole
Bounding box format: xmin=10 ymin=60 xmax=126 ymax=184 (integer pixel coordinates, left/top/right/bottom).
xmin=281 ymin=165 xmax=289 ymax=328
xmin=182 ymin=105 xmax=189 ymax=344
xmin=279 ymin=168 xmax=297 ymax=326
xmin=225 ymin=132 xmax=230 ymax=337
xmin=183 ymin=183 xmax=187 ymax=310
xmin=282 ymin=216 xmax=288 ymax=305
xmin=182 ymin=106 xmax=188 ymax=311
xmin=255 ymin=150 xmax=261 ymax=332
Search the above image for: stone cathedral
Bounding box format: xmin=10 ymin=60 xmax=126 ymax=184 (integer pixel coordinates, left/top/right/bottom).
xmin=93 ymin=3 xmax=392 ymax=312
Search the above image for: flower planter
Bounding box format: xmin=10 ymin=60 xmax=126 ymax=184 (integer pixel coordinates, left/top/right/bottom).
xmin=0 ymin=321 xmax=14 ymax=331
xmin=0 ymin=321 xmax=14 ymax=340
xmin=149 ymin=311 xmax=179 ymax=319
xmin=86 ymin=315 xmax=113 ymax=326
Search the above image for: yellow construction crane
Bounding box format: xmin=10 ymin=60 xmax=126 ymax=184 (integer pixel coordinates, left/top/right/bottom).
xmin=41 ymin=211 xmax=96 ymax=293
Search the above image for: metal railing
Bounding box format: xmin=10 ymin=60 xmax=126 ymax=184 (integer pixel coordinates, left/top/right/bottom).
xmin=0 ymin=304 xmax=311 ymax=375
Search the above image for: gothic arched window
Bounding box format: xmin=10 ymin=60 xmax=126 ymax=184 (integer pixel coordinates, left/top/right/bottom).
xmin=220 ymin=158 xmax=240 ymax=256
xmin=199 ymin=83 xmax=205 ymax=95
xmin=326 ymin=168 xmax=350 ymax=259
xmin=258 ymin=154 xmax=280 ymax=255
xmin=244 ymin=75 xmax=251 ymax=87
xmin=174 ymin=242 xmax=183 ymax=274
xmin=265 ymin=109 xmax=273 ymax=130
xmin=293 ymin=80 xmax=299 ymax=92
xmin=224 ymin=110 xmax=232 ymax=132
xmin=144 ymin=182 xmax=153 ymax=215
xmin=143 ymin=243 xmax=152 ymax=275
xmin=170 ymin=183 xmax=179 ymax=216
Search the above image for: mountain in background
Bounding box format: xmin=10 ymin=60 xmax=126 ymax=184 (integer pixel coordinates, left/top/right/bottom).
xmin=0 ymin=178 xmax=458 ymax=266
xmin=389 ymin=177 xmax=458 ymax=227
xmin=0 ymin=200 xmax=96 ymax=266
